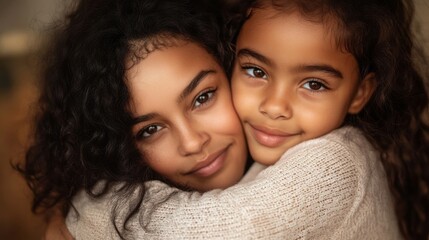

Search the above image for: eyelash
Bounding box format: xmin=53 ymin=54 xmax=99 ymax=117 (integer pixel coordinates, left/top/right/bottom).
xmin=135 ymin=124 xmax=164 ymax=140
xmin=241 ymin=64 xmax=329 ymax=92
xmin=192 ymin=88 xmax=217 ymax=109
xmin=241 ymin=65 xmax=268 ymax=79
xmin=135 ymin=88 xmax=218 ymax=141
xmin=301 ymin=78 xmax=330 ymax=92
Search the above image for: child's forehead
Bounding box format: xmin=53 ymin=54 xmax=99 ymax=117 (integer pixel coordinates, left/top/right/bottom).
xmin=246 ymin=4 xmax=345 ymax=51
xmin=247 ymin=1 xmax=340 ymax=26
xmin=248 ymin=6 xmax=339 ymax=35
xmin=238 ymin=6 xmax=355 ymax=69
xmin=249 ymin=1 xmax=340 ymax=27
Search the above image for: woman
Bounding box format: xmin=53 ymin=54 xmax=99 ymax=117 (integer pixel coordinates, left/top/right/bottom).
xmin=18 ymin=0 xmax=251 ymax=238
xmin=67 ymin=0 xmax=429 ymax=239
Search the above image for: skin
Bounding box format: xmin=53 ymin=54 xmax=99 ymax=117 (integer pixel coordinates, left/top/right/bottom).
xmin=231 ymin=7 xmax=376 ymax=165
xmin=45 ymin=38 xmax=248 ymax=239
xmin=43 ymin=209 xmax=73 ymax=240
xmin=127 ymin=39 xmax=248 ymax=192
xmin=46 ymin=7 xmax=378 ymax=238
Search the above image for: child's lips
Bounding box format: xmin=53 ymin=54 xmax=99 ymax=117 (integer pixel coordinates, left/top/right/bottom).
xmin=249 ymin=124 xmax=296 ymax=148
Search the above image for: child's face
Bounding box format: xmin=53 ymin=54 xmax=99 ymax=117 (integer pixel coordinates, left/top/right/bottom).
xmin=128 ymin=39 xmax=247 ymax=192
xmin=231 ymin=8 xmax=374 ymax=165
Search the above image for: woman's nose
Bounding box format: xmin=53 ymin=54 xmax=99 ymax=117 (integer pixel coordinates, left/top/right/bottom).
xmin=177 ymin=123 xmax=209 ymax=156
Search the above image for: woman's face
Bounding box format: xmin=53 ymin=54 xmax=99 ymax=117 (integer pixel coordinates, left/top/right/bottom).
xmin=127 ymin=39 xmax=247 ymax=192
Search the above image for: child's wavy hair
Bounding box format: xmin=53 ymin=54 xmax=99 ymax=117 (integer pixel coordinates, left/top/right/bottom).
xmin=17 ymin=0 xmax=233 ymax=237
xmin=227 ymin=0 xmax=429 ymax=239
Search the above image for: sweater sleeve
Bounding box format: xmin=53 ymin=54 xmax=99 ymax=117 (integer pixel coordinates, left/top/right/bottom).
xmin=137 ymin=131 xmax=362 ymax=239
xmin=65 ymin=164 xmax=267 ymax=240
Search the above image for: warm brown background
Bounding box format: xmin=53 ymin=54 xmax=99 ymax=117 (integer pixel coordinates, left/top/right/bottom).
xmin=0 ymin=0 xmax=428 ymax=239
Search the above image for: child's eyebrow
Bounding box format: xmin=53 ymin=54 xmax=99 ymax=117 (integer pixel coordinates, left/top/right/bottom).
xmin=292 ymin=64 xmax=343 ymax=79
xmin=178 ymin=69 xmax=216 ymax=103
xmin=236 ymin=48 xmax=273 ymax=66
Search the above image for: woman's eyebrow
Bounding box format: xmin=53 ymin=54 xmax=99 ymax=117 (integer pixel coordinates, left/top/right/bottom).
xmin=177 ymin=69 xmax=216 ymax=103
xmin=132 ymin=70 xmax=216 ymax=125
xmin=236 ymin=48 xmax=273 ymax=66
xmin=133 ymin=113 xmax=158 ymax=125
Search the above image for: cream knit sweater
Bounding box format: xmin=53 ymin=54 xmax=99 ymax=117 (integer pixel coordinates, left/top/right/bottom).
xmin=66 ymin=127 xmax=402 ymax=239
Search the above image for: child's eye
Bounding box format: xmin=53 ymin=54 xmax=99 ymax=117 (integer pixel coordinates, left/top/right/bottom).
xmin=136 ymin=124 xmax=163 ymax=140
xmin=243 ymin=66 xmax=267 ymax=79
xmin=302 ymin=79 xmax=328 ymax=91
xmin=193 ymin=88 xmax=216 ymax=108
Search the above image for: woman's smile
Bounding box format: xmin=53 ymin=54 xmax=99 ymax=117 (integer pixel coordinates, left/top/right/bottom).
xmin=128 ymin=40 xmax=247 ymax=191
xmin=186 ymin=146 xmax=229 ymax=177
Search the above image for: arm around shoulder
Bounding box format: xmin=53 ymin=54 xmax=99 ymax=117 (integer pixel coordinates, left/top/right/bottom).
xmin=140 ymin=130 xmax=362 ymax=239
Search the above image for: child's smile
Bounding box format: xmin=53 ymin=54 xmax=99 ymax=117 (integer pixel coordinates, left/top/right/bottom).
xmin=248 ymin=123 xmax=300 ymax=148
xmin=231 ymin=7 xmax=375 ymax=165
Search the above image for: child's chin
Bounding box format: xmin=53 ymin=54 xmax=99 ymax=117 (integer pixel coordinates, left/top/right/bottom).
xmin=250 ymin=147 xmax=282 ymax=166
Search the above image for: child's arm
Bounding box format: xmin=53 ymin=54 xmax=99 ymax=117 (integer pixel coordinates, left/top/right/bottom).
xmin=137 ymin=133 xmax=359 ymax=239
xmin=68 ymin=128 xmax=388 ymax=239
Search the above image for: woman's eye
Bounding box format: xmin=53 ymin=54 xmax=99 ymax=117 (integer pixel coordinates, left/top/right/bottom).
xmin=137 ymin=124 xmax=163 ymax=139
xmin=243 ymin=66 xmax=267 ymax=79
xmin=194 ymin=89 xmax=216 ymax=108
xmin=302 ymin=80 xmax=327 ymax=91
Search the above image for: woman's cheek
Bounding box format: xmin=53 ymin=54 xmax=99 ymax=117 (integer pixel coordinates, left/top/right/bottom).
xmin=140 ymin=138 xmax=179 ymax=175
xmin=209 ymin=95 xmax=243 ymax=135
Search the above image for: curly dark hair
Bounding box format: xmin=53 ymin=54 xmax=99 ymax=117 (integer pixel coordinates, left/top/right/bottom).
xmin=16 ymin=0 xmax=234 ymax=236
xmin=228 ymin=0 xmax=429 ymax=239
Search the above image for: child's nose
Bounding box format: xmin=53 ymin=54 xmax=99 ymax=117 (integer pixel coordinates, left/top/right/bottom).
xmin=259 ymin=92 xmax=292 ymax=120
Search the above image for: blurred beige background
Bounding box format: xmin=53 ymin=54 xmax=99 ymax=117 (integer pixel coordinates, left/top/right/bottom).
xmin=0 ymin=0 xmax=428 ymax=239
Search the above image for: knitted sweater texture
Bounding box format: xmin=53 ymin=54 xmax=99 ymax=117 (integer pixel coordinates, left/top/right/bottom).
xmin=66 ymin=127 xmax=401 ymax=239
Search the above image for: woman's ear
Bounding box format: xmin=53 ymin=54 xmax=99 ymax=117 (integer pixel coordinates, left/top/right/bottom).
xmin=348 ymin=73 xmax=377 ymax=114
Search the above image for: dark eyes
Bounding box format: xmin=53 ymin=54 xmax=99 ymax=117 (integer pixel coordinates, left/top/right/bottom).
xmin=242 ymin=66 xmax=267 ymax=79
xmin=193 ymin=89 xmax=216 ymax=108
xmin=136 ymin=124 xmax=163 ymax=140
xmin=242 ymin=65 xmax=328 ymax=91
xmin=135 ymin=88 xmax=217 ymax=141
xmin=144 ymin=125 xmax=161 ymax=135
xmin=302 ymin=80 xmax=328 ymax=91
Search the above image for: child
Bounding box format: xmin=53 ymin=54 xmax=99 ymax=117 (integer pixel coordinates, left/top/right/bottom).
xmin=17 ymin=0 xmax=252 ymax=238
xmin=69 ymin=0 xmax=429 ymax=239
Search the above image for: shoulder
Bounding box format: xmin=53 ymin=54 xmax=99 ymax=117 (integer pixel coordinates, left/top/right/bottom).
xmin=262 ymin=127 xmax=377 ymax=203
xmin=239 ymin=127 xmax=380 ymax=236
xmin=66 ymin=182 xmax=145 ymax=239
xmin=239 ymin=162 xmax=267 ymax=184
xmin=278 ymin=126 xmax=376 ymax=173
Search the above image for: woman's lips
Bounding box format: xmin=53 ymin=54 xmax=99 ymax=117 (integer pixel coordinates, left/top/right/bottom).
xmin=187 ymin=147 xmax=228 ymax=177
xmin=249 ymin=124 xmax=296 ymax=148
